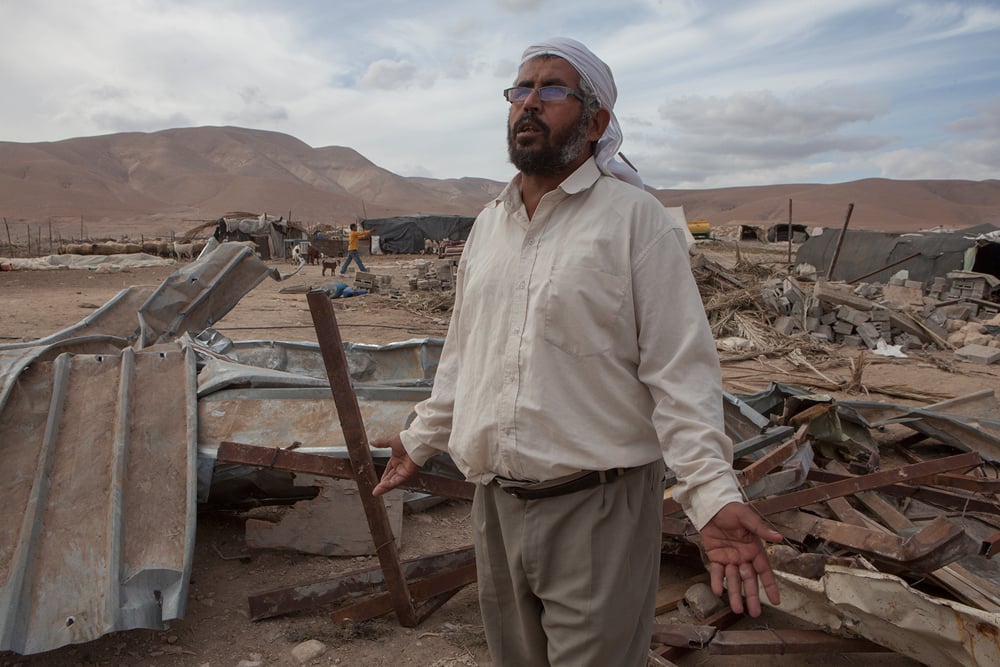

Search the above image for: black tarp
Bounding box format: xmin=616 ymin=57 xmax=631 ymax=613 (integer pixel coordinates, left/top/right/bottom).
xmin=796 ymin=224 xmax=1000 ymax=284
xmin=361 ymin=215 xmax=475 ymax=254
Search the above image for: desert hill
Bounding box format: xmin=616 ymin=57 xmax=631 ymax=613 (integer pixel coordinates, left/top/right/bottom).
xmin=1 ymin=125 xmax=998 ymax=240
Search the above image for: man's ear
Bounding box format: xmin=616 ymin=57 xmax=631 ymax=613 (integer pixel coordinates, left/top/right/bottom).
xmin=589 ymin=108 xmax=611 ymax=142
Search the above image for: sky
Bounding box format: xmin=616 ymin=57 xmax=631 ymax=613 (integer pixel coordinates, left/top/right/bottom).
xmin=1 ymin=0 xmax=999 ymax=189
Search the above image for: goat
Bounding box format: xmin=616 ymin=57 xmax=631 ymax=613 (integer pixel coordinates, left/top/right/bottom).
xmin=306 ymin=244 xmax=321 ymax=265
xmin=290 ymin=245 xmax=303 ymax=264
xmin=321 ymin=258 xmax=340 ymax=276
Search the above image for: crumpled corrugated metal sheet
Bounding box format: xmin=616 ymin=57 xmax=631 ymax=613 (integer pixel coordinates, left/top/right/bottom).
xmin=0 ymin=244 xmax=285 ymax=655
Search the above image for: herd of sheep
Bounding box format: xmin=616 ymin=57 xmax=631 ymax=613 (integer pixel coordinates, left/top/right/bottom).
xmin=56 ymin=239 xmax=224 ymax=260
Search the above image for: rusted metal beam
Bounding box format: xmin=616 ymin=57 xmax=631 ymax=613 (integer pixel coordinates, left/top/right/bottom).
xmin=649 ymin=624 xmax=716 ymax=649
xmin=807 ymin=468 xmax=1000 ymax=514
xmin=329 ymin=561 xmax=477 ymax=624
xmin=752 ymin=452 xmax=982 ymax=516
xmin=307 ymin=289 xmax=418 ymax=626
xmin=769 ymin=512 xmax=977 ymax=573
xmin=736 ymin=424 xmax=808 ymax=487
xmin=708 ymin=629 xmax=890 ymax=655
xmin=922 ymin=473 xmax=1000 ymax=495
xmin=983 ymin=531 xmax=1000 ymax=558
xmin=248 ymin=547 xmax=475 ymax=621
xmin=216 ymin=441 xmax=474 ymax=501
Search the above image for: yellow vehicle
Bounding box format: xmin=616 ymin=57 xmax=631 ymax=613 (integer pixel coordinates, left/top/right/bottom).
xmin=687 ymin=219 xmax=711 ymax=239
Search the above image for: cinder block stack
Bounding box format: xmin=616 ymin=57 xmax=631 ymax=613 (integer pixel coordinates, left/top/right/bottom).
xmin=353 ymin=271 xmax=399 ymax=296
xmin=407 ymin=259 xmax=455 ymax=292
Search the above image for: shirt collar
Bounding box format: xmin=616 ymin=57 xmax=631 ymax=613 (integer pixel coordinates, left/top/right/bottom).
xmin=495 ymin=157 xmax=602 ymax=211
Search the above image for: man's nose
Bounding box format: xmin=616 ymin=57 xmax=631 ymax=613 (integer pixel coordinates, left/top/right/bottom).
xmin=522 ymin=88 xmax=543 ymax=110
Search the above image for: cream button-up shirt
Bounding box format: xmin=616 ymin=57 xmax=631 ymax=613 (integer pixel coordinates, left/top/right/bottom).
xmin=400 ymin=158 xmax=742 ymax=529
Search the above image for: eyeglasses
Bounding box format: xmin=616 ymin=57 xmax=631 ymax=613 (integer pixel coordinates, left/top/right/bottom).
xmin=503 ymin=86 xmax=584 ymax=104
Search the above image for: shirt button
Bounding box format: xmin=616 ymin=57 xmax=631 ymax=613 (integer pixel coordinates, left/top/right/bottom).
xmin=517 ymin=282 xmax=525 ymax=289
xmin=526 ymin=238 xmax=535 ymax=246
xmin=512 ymin=327 xmax=520 ymax=334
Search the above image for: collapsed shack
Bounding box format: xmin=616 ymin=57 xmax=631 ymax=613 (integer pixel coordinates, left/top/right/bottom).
xmin=184 ymin=212 xmax=311 ymax=261
xmin=2 ymin=242 xmax=1000 ymax=664
xmin=797 ymin=224 xmax=1000 ymax=285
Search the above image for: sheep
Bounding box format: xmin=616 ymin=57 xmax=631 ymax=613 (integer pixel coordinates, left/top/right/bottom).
xmin=173 ymin=241 xmax=195 ymax=261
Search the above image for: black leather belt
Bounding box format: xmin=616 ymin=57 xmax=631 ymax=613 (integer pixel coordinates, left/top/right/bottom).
xmin=493 ymin=466 xmax=639 ymax=500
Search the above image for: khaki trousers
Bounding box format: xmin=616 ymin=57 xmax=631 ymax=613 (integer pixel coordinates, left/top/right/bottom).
xmin=473 ymin=461 xmax=664 ymax=667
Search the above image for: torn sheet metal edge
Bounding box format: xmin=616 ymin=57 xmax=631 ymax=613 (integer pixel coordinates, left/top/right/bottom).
xmin=0 ymin=287 xmax=154 ymax=351
xmin=771 ymin=565 xmax=1000 ymax=667
xmin=844 ymin=397 xmax=1000 ymax=462
xmin=135 ymin=243 xmax=281 ymax=348
xmin=224 ymin=337 xmax=444 ymax=385
xmin=0 ymin=336 xmax=130 ymax=411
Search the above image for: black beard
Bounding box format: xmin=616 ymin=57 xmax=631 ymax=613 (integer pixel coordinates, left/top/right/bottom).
xmin=507 ymin=110 xmax=592 ymax=176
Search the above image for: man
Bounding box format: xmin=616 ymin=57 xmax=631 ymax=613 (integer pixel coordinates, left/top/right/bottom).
xmin=339 ymin=223 xmax=372 ymax=275
xmin=372 ymin=37 xmax=780 ymax=666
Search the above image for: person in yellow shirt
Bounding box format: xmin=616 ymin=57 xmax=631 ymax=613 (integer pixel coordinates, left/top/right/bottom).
xmin=340 ymin=223 xmax=372 ymax=275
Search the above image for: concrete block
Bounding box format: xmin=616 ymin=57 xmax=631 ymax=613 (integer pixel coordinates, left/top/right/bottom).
xmin=840 ymin=335 xmax=864 ymax=348
xmin=856 ymin=322 xmax=882 ymax=347
xmin=833 ymin=320 xmax=855 ymax=335
xmin=773 ymin=315 xmax=798 ymax=335
xmin=954 ymin=344 xmax=1000 ymax=365
xmin=870 ymin=306 xmax=890 ymax=322
xmin=836 ymin=305 xmax=870 ymax=326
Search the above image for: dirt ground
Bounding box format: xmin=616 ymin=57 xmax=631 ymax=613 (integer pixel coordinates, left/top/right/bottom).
xmin=2 ymin=246 xmax=998 ymax=667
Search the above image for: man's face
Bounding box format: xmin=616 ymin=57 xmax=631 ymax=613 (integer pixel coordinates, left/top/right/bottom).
xmin=507 ymin=56 xmax=597 ymax=177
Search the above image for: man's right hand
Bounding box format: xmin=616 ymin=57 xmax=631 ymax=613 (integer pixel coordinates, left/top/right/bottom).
xmin=371 ymin=433 xmax=420 ymax=496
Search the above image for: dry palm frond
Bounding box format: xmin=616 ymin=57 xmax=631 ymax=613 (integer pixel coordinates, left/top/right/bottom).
xmin=843 ymin=350 xmax=868 ymax=394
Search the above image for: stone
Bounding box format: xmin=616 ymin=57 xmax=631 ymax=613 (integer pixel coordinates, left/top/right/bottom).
xmin=292 ymin=639 xmax=328 ymax=664
xmin=684 ymin=582 xmax=724 ymax=620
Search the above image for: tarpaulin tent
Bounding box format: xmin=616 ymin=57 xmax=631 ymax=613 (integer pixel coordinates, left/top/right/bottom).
xmin=361 ymin=215 xmax=475 ymax=254
xmin=796 ymin=224 xmax=1000 ymax=284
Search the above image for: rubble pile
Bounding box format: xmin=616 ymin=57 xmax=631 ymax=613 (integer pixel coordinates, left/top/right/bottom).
xmin=758 ymin=269 xmax=1000 ymax=361
xmin=652 ymin=383 xmax=1000 ymax=665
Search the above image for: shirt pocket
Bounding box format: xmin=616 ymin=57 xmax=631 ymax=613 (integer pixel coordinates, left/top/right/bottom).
xmin=543 ymin=266 xmax=626 ymax=357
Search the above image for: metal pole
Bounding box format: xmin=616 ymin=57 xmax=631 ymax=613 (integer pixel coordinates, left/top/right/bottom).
xmin=306 ymin=289 xmax=419 ymax=627
xmin=826 ymin=203 xmax=855 ymax=280
xmin=787 ymin=199 xmax=793 ymax=264
xmin=846 ymin=251 xmax=921 ymax=284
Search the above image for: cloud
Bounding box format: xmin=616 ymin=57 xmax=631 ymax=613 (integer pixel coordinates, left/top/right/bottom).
xmin=229 ymin=87 xmax=289 ymax=124
xmin=496 ymin=0 xmax=544 ymax=11
xmin=1 ymin=1 xmax=998 ymax=186
xmin=359 ymin=59 xmax=420 ymax=90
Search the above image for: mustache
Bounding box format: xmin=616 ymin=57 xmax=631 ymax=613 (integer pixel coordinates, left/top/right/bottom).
xmin=512 ymin=111 xmax=550 ymax=135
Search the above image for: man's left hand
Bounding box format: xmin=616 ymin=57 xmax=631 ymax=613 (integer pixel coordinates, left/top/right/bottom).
xmin=699 ymin=502 xmax=783 ymax=617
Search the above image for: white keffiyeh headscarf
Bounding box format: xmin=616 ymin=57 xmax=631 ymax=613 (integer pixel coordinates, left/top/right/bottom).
xmin=520 ymin=37 xmax=643 ymax=189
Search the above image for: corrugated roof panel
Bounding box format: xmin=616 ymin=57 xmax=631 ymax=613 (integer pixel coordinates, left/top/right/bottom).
xmin=0 ymin=347 xmax=196 ymax=654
